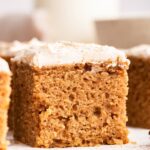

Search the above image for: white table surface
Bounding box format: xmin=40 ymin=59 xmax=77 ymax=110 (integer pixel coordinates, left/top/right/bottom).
xmin=8 ymin=127 xmax=150 ymax=150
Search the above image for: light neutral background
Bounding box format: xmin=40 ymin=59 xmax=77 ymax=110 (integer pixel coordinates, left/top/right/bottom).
xmin=0 ymin=0 xmax=150 ymax=43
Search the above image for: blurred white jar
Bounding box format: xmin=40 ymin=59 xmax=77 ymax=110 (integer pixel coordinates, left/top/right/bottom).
xmin=36 ymin=0 xmax=120 ymax=42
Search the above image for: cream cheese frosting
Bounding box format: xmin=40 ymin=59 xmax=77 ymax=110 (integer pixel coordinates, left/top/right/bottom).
xmin=0 ymin=57 xmax=11 ymax=73
xmin=126 ymin=44 xmax=150 ymax=58
xmin=12 ymin=40 xmax=129 ymax=68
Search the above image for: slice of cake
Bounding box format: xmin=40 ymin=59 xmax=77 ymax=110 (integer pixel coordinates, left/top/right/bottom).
xmin=0 ymin=58 xmax=11 ymax=150
xmin=126 ymin=45 xmax=150 ymax=128
xmin=11 ymin=41 xmax=129 ymax=148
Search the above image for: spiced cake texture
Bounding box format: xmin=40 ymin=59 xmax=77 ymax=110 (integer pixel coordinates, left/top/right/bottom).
xmin=0 ymin=58 xmax=11 ymax=150
xmin=126 ymin=45 xmax=150 ymax=128
xmin=11 ymin=41 xmax=129 ymax=148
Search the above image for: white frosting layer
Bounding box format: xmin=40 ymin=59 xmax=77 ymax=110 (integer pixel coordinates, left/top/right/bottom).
xmin=126 ymin=44 xmax=150 ymax=58
xmin=12 ymin=41 xmax=129 ymax=68
xmin=0 ymin=57 xmax=11 ymax=73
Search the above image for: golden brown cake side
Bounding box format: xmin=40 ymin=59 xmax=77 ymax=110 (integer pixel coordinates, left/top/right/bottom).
xmin=0 ymin=73 xmax=11 ymax=150
xmin=12 ymin=62 xmax=128 ymax=148
xmin=127 ymin=56 xmax=150 ymax=128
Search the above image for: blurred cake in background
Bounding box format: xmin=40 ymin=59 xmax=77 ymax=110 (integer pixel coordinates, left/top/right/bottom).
xmin=126 ymin=45 xmax=150 ymax=128
xmin=0 ymin=10 xmax=49 ymax=42
xmin=95 ymin=18 xmax=150 ymax=49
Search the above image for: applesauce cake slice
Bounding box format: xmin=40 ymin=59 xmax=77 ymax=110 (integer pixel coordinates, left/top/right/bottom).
xmin=126 ymin=45 xmax=150 ymax=128
xmin=0 ymin=58 xmax=11 ymax=150
xmin=11 ymin=41 xmax=129 ymax=148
